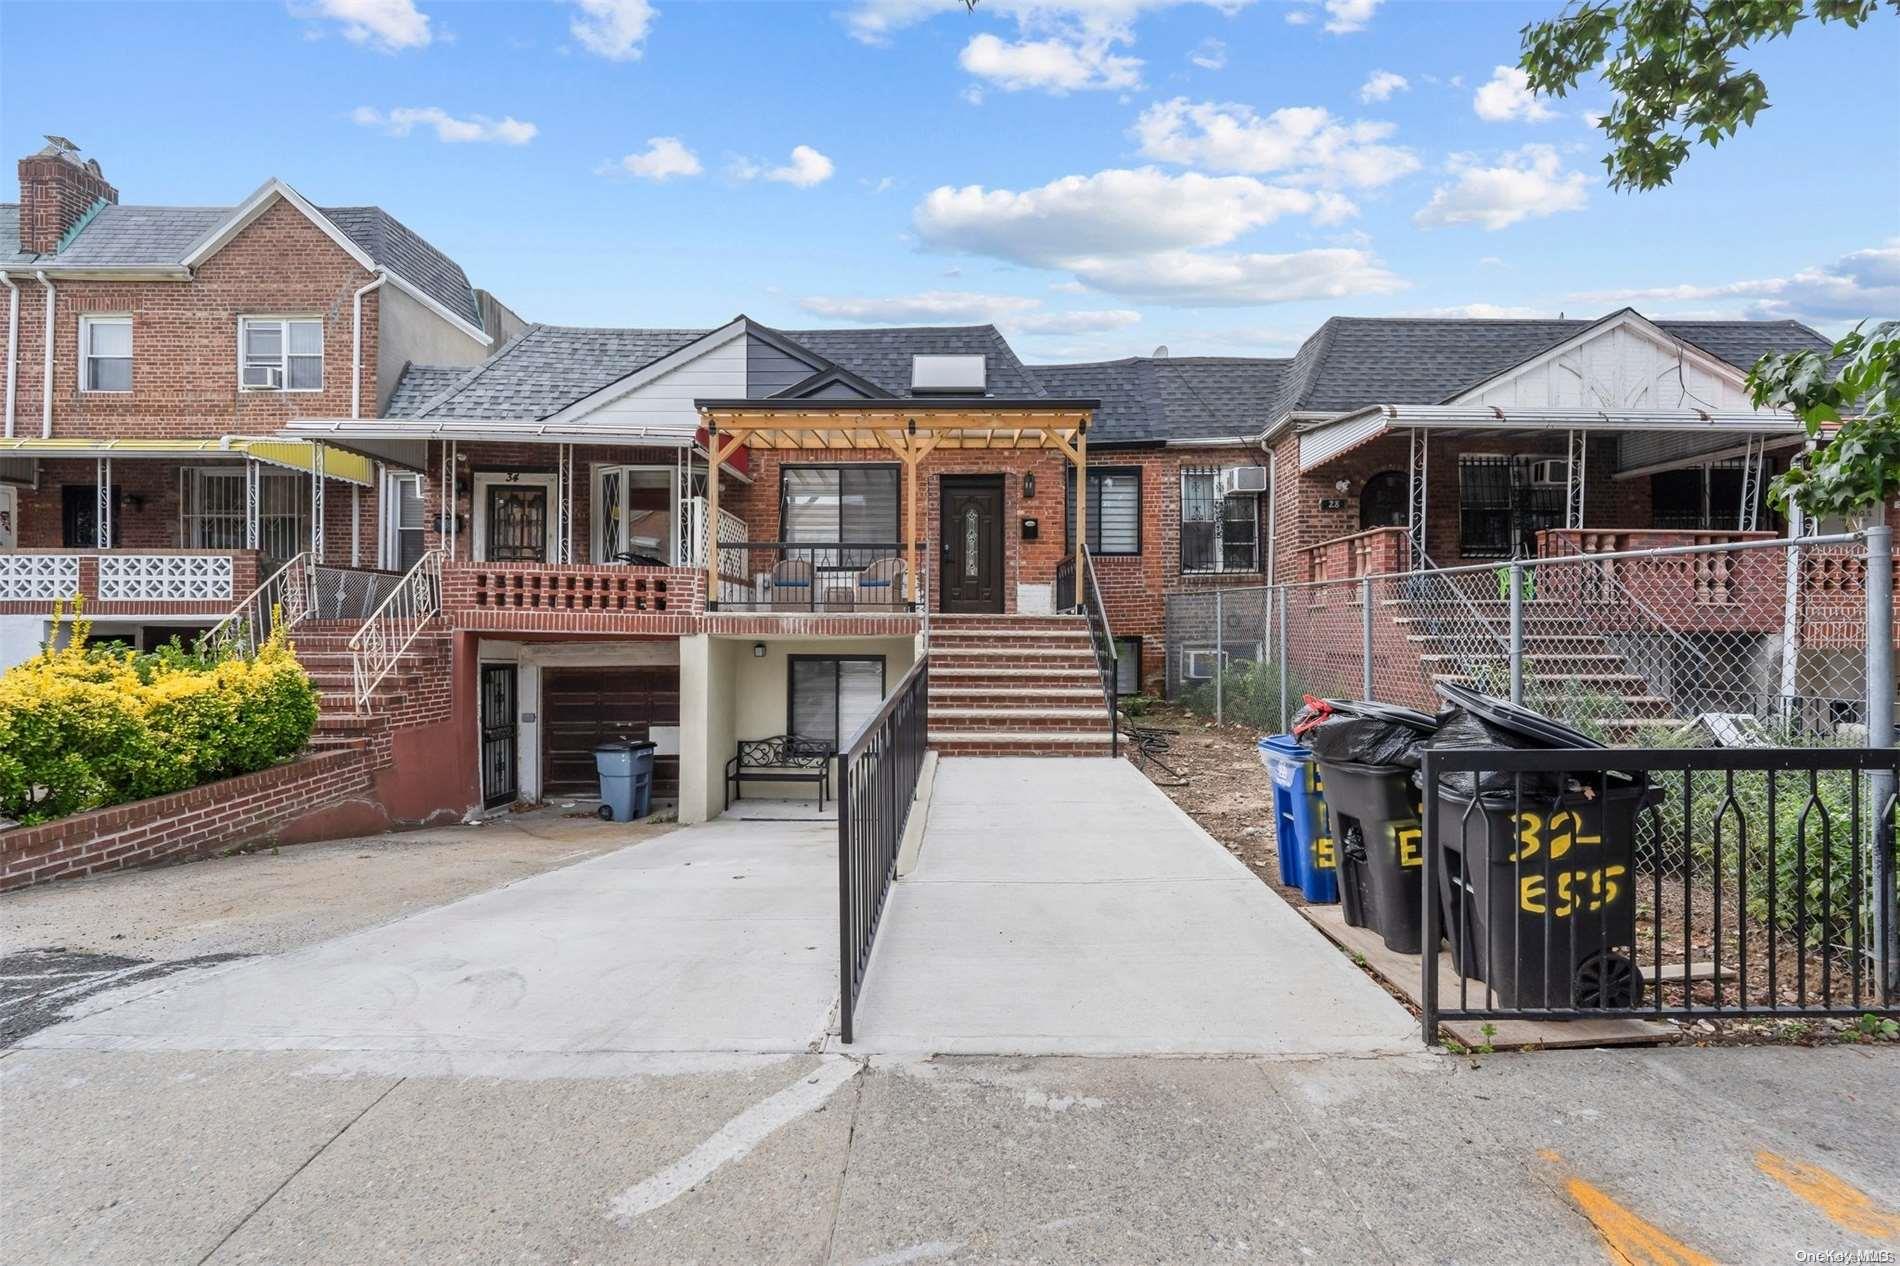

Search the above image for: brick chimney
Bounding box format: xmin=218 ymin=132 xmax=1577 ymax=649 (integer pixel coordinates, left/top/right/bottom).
xmin=18 ymin=136 xmax=117 ymax=255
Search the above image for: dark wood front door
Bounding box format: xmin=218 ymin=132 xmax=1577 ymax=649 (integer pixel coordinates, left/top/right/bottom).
xmin=480 ymin=664 xmax=519 ymax=809
xmin=541 ymin=666 xmax=681 ymax=799
xmin=485 ymin=484 xmax=549 ymax=562
xmin=940 ymin=477 xmax=1005 ymax=613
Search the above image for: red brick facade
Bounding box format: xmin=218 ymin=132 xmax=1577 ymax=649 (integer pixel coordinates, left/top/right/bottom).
xmin=0 ymin=748 xmax=385 ymax=892
xmin=17 ymin=149 xmax=117 ymax=254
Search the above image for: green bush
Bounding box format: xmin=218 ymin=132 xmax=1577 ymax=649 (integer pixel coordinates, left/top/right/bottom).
xmin=0 ymin=606 xmax=319 ymax=825
xmin=1179 ymin=657 xmax=1306 ymax=731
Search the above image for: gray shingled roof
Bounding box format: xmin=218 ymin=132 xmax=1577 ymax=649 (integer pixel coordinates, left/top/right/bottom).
xmin=396 ymin=325 xmax=709 ymax=419
xmin=1031 ymin=357 xmax=1288 ymax=444
xmin=386 ymin=363 xmax=470 ymax=416
xmin=776 ymin=325 xmax=1047 ymax=398
xmin=1276 ymin=312 xmax=1834 ymax=414
xmin=3 ymin=196 xmax=484 ymax=331
xmin=321 ymin=206 xmax=481 ymax=329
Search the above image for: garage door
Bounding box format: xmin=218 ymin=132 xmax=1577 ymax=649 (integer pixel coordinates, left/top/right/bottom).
xmin=542 ymin=666 xmax=680 ymax=799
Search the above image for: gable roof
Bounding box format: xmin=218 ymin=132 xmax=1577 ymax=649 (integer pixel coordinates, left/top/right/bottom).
xmin=1274 ymin=312 xmax=1833 ymax=415
xmin=3 ymin=182 xmax=487 ymax=336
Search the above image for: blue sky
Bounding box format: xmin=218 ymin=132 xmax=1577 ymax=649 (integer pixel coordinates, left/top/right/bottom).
xmin=4 ymin=0 xmax=1895 ymax=362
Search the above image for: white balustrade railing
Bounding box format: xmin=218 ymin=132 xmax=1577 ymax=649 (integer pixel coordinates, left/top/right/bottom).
xmin=681 ymin=497 xmax=748 ymax=570
xmin=198 ymin=552 xmax=316 ymax=657
xmin=0 ymin=553 xmax=81 ymax=602
xmin=96 ymin=553 xmax=235 ymax=602
xmin=350 ymin=549 xmax=444 ymax=712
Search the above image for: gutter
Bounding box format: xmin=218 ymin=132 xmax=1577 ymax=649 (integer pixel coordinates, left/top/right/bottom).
xmin=352 ymin=270 xmax=387 ymax=419
xmin=34 ymin=272 xmax=54 ymax=438
xmin=0 ymin=272 xmax=18 ymax=438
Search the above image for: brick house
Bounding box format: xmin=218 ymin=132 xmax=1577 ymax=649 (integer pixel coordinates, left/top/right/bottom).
xmin=3 ymin=135 xmax=1854 ymax=850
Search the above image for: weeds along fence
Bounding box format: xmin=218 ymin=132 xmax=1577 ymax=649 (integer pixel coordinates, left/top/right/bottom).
xmin=1162 ymin=531 xmax=1886 ymax=749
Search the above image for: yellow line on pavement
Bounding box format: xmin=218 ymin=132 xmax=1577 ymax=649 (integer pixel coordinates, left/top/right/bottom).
xmin=1538 ymin=1150 xmax=1716 ymax=1266
xmin=1756 ymin=1150 xmax=1900 ymax=1239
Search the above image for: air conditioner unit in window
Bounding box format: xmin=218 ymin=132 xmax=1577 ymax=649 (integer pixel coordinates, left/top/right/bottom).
xmin=1218 ymin=465 xmax=1268 ymax=496
xmin=241 ymin=364 xmax=283 ymax=390
xmin=1527 ymin=458 xmax=1569 ymax=487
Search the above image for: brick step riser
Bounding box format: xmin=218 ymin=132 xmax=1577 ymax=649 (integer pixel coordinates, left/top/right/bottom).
xmin=927 ymin=635 xmax=1095 ymax=650
xmin=929 ymin=716 xmax=1109 ymax=732
xmin=930 ymin=740 xmax=1114 ymax=758
xmin=930 ymin=616 xmax=1089 ymax=628
xmin=927 ymin=654 xmax=1098 ymax=670
xmin=928 ymin=695 xmax=1105 ymax=709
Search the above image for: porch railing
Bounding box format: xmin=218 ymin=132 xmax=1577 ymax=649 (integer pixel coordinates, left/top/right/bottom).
xmin=0 ymin=549 xmax=247 ymax=606
xmin=714 ymin=542 xmax=918 ymax=613
xmin=1078 ymin=547 xmax=1120 ymax=757
xmin=838 ymin=656 xmax=929 ymax=1044
xmin=350 ymin=550 xmax=444 ymax=712
xmin=198 ymin=552 xmax=316 ymax=656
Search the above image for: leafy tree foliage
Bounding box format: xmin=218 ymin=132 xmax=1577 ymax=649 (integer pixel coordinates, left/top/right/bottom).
xmin=1749 ymin=321 xmax=1900 ymax=519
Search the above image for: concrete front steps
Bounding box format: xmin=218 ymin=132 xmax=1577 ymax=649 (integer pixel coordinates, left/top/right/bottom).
xmin=926 ymin=613 xmax=1116 ymax=756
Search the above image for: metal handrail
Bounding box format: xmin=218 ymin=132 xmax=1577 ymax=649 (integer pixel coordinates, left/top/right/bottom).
xmin=1078 ymin=546 xmax=1121 ymax=757
xmin=197 ymin=551 xmax=315 ymax=657
xmin=348 ymin=549 xmax=444 ymax=712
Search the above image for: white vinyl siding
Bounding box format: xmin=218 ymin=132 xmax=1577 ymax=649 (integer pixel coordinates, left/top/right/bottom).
xmin=240 ymin=317 xmax=323 ymax=392
xmin=80 ymin=316 xmax=132 ymax=393
xmin=1065 ymin=467 xmax=1140 ymax=556
xmin=789 ymin=656 xmax=886 ymax=751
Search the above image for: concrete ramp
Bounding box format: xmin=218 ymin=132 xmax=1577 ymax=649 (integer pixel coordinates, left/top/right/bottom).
xmin=846 ymin=757 xmax=1418 ymax=1056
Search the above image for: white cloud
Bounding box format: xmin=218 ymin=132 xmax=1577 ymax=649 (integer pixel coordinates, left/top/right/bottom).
xmin=1285 ymin=0 xmax=1381 ymax=33
xmin=798 ymin=290 xmax=1141 ymax=335
xmin=569 ymin=0 xmax=656 ymax=61
xmin=308 ymin=0 xmax=431 ymax=51
xmin=1472 ymin=65 xmax=1557 ymax=123
xmin=959 ymin=31 xmax=1141 ymax=92
xmin=1189 ymin=37 xmax=1227 ymax=70
xmin=912 ymin=166 xmax=1403 ymax=306
xmin=731 ymin=144 xmax=835 ymax=187
xmin=352 ymin=106 xmax=537 ymax=144
xmin=1358 ymin=69 xmax=1408 ymax=103
xmin=609 ymin=136 xmax=701 ymax=180
xmin=1413 ymin=145 xmax=1587 ymax=231
xmin=1409 ymin=303 xmax=1549 ymax=318
xmin=1132 ymin=98 xmax=1419 ymax=189
xmin=1568 ymin=240 xmax=1900 ymax=328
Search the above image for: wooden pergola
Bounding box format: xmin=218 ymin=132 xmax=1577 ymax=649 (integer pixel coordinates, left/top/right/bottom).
xmin=694 ymin=399 xmax=1098 ymax=607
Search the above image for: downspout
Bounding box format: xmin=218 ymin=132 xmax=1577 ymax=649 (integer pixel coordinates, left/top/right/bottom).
xmin=352 ymin=270 xmax=387 ymax=420
xmin=34 ymin=271 xmax=55 ymax=437
xmin=0 ymin=271 xmax=19 ymax=438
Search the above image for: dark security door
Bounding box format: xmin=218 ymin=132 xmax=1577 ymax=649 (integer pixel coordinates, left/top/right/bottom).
xmin=940 ymin=477 xmax=1004 ymax=613
xmin=485 ymin=484 xmax=549 ymax=562
xmin=480 ymin=664 xmax=518 ymax=809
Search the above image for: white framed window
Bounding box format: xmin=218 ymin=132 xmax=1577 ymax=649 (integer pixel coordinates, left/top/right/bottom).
xmin=239 ymin=317 xmax=323 ymax=392
xmin=382 ymin=472 xmax=426 ymax=571
xmin=592 ymin=465 xmax=676 ymax=563
xmin=1065 ymin=467 xmax=1142 ymax=556
xmin=1180 ymin=469 xmax=1260 ymax=574
xmin=80 ymin=316 xmax=132 ymax=392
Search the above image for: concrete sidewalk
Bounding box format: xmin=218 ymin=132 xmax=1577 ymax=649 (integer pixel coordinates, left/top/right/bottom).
xmin=21 ymin=816 xmax=839 ymax=1058
xmin=846 ymin=757 xmax=1418 ymax=1056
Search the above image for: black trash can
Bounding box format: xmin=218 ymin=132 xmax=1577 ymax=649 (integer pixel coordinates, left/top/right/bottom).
xmin=1296 ymin=699 xmax=1441 ymax=955
xmin=1424 ymin=683 xmax=1654 ymax=1008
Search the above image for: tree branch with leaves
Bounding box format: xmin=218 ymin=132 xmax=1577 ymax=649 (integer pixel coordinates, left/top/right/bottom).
xmin=1749 ymin=321 xmax=1900 ymax=521
xmin=1520 ymin=0 xmax=1896 ymax=191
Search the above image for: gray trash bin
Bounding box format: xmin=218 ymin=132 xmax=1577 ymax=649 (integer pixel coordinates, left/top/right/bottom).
xmin=595 ymin=739 xmax=656 ymax=822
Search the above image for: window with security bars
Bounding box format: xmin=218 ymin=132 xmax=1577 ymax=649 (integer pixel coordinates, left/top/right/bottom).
xmin=182 ymin=469 xmax=307 ymax=556
xmin=1179 ymin=469 xmax=1259 ymax=574
xmin=789 ymin=656 xmax=886 ymax=751
xmin=1065 ymin=468 xmax=1141 ymax=555
xmin=1649 ymin=459 xmax=1781 ymax=532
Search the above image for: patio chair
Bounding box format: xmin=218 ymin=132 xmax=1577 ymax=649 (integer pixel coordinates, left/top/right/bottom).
xmin=767 ymin=558 xmax=815 ymax=610
xmin=855 ymin=556 xmax=907 ymax=609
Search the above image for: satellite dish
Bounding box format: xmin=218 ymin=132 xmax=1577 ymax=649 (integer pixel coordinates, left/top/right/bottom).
xmin=1152 ymin=344 xmax=1169 ymax=358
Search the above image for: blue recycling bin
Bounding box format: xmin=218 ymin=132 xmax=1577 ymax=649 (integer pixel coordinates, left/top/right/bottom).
xmin=1258 ymin=735 xmax=1339 ymax=903
xmin=595 ymin=739 xmax=656 ymax=822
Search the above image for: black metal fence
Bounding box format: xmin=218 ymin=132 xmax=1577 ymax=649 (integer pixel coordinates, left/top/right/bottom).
xmin=714 ymin=541 xmax=915 ymax=612
xmin=1418 ymin=746 xmax=1899 ymax=1041
xmin=838 ymin=657 xmax=929 ymax=1044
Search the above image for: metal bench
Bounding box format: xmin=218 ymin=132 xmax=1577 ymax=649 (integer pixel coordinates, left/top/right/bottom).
xmin=725 ymin=735 xmax=834 ymax=811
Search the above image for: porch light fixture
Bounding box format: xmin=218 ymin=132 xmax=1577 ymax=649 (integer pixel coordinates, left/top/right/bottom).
xmin=753 ymin=642 xmax=766 ymax=658
xmin=1022 ymin=471 xmax=1036 ymax=500
xmin=1335 ymin=479 xmax=1351 ymax=493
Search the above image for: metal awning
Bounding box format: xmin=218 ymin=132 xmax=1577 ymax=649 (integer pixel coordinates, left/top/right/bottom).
xmin=0 ymin=436 xmax=375 ymax=486
xmin=282 ymin=418 xmax=702 ymax=447
xmin=1297 ymin=404 xmax=1804 ymax=474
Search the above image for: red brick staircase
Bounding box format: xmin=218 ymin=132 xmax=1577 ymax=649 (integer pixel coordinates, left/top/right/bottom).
xmin=926 ymin=613 xmax=1117 ymax=756
xmin=289 ymin=619 xmax=452 ymax=763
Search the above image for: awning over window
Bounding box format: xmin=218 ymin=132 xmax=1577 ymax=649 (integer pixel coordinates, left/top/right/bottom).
xmin=0 ymin=437 xmax=375 ymax=486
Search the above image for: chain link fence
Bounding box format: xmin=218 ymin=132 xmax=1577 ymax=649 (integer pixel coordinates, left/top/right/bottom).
xmin=1164 ymin=532 xmax=1885 ymax=747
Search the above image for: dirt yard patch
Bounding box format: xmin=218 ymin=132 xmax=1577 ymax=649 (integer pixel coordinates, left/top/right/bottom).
xmin=1128 ymin=703 xmax=1301 ymax=903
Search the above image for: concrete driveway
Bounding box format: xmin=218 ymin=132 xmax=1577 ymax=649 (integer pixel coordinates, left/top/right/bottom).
xmin=20 ymin=815 xmax=840 ymax=1060
xmin=847 ymin=757 xmax=1418 ymax=1056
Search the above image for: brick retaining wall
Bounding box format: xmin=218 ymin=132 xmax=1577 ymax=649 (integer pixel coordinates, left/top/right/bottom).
xmin=1 ymin=748 xmax=383 ymax=892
